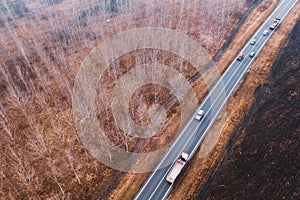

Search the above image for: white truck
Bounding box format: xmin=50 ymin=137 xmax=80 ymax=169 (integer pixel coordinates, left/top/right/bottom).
xmin=166 ymin=152 xmax=189 ymax=184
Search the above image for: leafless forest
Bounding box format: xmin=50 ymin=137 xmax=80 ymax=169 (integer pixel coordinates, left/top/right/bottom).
xmin=0 ymin=0 xmax=253 ymax=198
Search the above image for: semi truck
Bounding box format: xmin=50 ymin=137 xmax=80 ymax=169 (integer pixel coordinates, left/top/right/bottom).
xmin=166 ymin=152 xmax=189 ymax=184
xmin=270 ymin=17 xmax=280 ymax=30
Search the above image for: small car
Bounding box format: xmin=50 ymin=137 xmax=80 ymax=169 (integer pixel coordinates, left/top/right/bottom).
xmin=195 ymin=110 xmax=205 ymax=121
xmin=249 ymin=51 xmax=256 ymax=57
xmin=250 ymin=38 xmax=256 ymax=45
xmin=237 ymin=52 xmax=244 ymax=61
xmin=263 ymin=30 xmax=269 ymax=36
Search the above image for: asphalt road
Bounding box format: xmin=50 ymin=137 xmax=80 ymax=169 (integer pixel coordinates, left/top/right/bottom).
xmin=134 ymin=0 xmax=299 ymax=199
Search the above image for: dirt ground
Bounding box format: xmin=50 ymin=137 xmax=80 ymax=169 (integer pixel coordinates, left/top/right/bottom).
xmin=196 ymin=15 xmax=300 ymax=200
xmin=169 ymin=1 xmax=300 ymax=200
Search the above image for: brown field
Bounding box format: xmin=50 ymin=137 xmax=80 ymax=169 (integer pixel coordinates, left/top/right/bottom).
xmin=1 ymin=0 xmax=297 ymax=199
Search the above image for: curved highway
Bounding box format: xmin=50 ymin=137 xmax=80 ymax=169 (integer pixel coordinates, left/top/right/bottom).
xmin=134 ymin=0 xmax=298 ymax=199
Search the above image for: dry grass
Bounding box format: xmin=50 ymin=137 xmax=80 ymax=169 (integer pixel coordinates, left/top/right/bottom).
xmin=169 ymin=0 xmax=300 ymax=199
xmin=2 ymin=0 xmax=298 ymax=199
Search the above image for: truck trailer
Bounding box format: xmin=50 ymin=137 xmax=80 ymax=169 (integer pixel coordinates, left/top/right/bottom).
xmin=166 ymin=152 xmax=189 ymax=184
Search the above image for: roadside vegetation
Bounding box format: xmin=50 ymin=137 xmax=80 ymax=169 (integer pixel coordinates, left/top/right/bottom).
xmin=196 ymin=16 xmax=300 ymax=200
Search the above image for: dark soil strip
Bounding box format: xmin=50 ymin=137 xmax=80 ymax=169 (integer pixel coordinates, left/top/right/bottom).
xmin=195 ymin=17 xmax=300 ymax=200
xmin=95 ymin=171 xmax=125 ymax=200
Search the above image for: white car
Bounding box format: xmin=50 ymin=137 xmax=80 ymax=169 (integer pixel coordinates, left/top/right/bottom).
xmin=195 ymin=110 xmax=205 ymax=121
xmin=250 ymin=38 xmax=256 ymax=45
xmin=263 ymin=30 xmax=269 ymax=36
xmin=249 ymin=51 xmax=256 ymax=57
